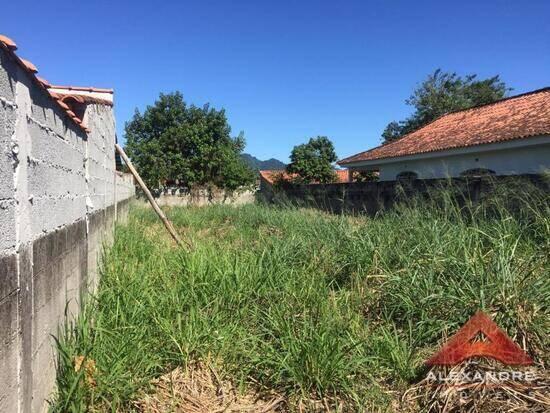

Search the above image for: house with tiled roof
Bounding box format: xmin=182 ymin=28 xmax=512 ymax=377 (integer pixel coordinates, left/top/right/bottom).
xmin=338 ymin=88 xmax=550 ymax=181
xmin=259 ymin=169 xmax=350 ymax=190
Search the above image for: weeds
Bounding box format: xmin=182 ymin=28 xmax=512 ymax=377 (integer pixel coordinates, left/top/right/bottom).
xmin=52 ymin=185 xmax=550 ymax=412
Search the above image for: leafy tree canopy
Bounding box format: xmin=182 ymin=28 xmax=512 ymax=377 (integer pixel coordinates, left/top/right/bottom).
xmin=124 ymin=92 xmax=254 ymax=190
xmin=352 ymin=170 xmax=379 ymax=182
xmin=382 ymin=69 xmax=511 ymax=142
xmin=287 ymin=136 xmax=338 ymax=184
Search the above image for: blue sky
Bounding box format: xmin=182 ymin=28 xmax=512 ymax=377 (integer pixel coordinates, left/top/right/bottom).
xmin=2 ymin=1 xmax=549 ymax=162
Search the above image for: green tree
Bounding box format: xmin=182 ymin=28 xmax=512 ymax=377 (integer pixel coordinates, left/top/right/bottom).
xmin=124 ymin=92 xmax=254 ymax=190
xmin=352 ymin=170 xmax=379 ymax=182
xmin=382 ymin=69 xmax=511 ymax=142
xmin=287 ymin=136 xmax=338 ymax=184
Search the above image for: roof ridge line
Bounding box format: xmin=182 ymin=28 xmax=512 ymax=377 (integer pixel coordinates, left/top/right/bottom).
xmin=439 ymin=86 xmax=550 ymax=118
xmin=49 ymin=85 xmax=114 ymax=94
xmin=396 ymin=87 xmax=550 ymax=144
xmin=339 ymin=86 xmax=550 ymax=164
xmin=0 ymin=34 xmax=103 ymax=133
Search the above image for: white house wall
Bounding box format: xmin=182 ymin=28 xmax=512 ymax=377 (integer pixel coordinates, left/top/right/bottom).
xmin=375 ymin=139 xmax=550 ymax=181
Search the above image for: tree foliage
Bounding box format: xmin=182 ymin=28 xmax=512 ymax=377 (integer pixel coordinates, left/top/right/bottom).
xmin=124 ymin=92 xmax=254 ymax=190
xmin=382 ymin=69 xmax=511 ymax=142
xmin=286 ymin=136 xmax=338 ymax=184
xmin=352 ymin=170 xmax=379 ymax=182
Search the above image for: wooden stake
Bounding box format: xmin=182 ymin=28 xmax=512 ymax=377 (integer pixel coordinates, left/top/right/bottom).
xmin=115 ymin=143 xmax=187 ymax=248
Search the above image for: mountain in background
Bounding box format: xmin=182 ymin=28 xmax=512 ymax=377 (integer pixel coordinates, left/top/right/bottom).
xmin=241 ymin=153 xmax=286 ymax=171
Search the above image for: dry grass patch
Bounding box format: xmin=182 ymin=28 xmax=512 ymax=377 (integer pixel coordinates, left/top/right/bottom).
xmin=133 ymin=363 xmax=285 ymax=413
xmin=402 ymin=359 xmax=550 ymax=412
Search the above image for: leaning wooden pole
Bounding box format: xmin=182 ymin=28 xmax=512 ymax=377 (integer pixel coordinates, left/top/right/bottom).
xmin=115 ymin=143 xmax=187 ymax=248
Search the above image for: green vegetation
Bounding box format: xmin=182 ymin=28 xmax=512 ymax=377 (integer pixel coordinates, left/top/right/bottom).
xmin=287 ymin=136 xmax=338 ymax=184
xmin=382 ymin=69 xmax=510 ymax=142
xmin=52 ymin=186 xmax=549 ymax=412
xmin=241 ymin=153 xmax=286 ymax=171
xmin=125 ymin=92 xmax=255 ymax=190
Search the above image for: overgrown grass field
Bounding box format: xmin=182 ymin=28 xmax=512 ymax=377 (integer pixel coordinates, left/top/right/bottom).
xmin=53 ymin=185 xmax=550 ymax=412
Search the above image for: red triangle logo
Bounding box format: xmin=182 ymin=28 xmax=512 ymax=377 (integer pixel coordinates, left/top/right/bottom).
xmin=426 ymin=311 xmax=533 ymax=366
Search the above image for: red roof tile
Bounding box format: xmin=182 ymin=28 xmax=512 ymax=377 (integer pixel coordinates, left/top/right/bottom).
xmin=57 ymin=100 xmax=70 ymax=110
xmin=0 ymin=33 xmax=114 ymax=133
xmin=335 ymin=169 xmax=350 ymax=183
xmin=36 ymin=76 xmax=51 ymax=88
xmin=259 ymin=170 xmax=293 ymax=184
xmin=62 ymin=94 xmax=85 ymax=104
xmin=58 ymin=93 xmax=113 ymax=107
xmin=339 ymin=87 xmax=550 ymax=165
xmin=0 ymin=35 xmax=17 ymax=50
xmin=48 ymin=91 xmax=61 ymax=99
xmin=19 ymin=57 xmax=38 ymax=73
xmin=260 ymin=169 xmax=350 ymax=184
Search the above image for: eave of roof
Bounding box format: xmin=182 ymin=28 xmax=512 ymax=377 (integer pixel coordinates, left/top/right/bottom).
xmin=49 ymin=85 xmax=114 ymax=94
xmin=0 ymin=34 xmax=114 ymax=133
xmin=339 ymin=87 xmax=550 ymax=165
xmin=56 ymin=92 xmax=113 ymax=107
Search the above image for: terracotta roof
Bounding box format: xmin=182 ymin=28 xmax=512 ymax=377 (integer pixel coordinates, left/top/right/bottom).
xmin=339 ymin=87 xmax=550 ymax=165
xmin=259 ymin=170 xmax=292 ymax=184
xmin=260 ymin=169 xmax=350 ymax=184
xmin=57 ymin=92 xmax=113 ymax=107
xmin=0 ymin=35 xmax=17 ymax=50
xmin=49 ymin=85 xmax=114 ymax=94
xmin=335 ymin=169 xmax=350 ymax=183
xmin=36 ymin=76 xmax=51 ymax=88
xmin=19 ymin=57 xmax=38 ymax=73
xmin=0 ymin=34 xmax=114 ymax=133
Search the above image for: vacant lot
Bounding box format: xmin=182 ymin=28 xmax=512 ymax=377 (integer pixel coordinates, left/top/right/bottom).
xmin=53 ymin=187 xmax=549 ymax=412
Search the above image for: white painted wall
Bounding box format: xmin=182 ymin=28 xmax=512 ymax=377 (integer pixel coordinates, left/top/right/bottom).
xmin=379 ymin=143 xmax=550 ymax=180
xmin=346 ymin=136 xmax=550 ymax=181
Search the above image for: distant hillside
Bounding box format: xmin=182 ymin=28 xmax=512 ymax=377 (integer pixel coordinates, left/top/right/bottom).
xmin=241 ymin=153 xmax=286 ymax=171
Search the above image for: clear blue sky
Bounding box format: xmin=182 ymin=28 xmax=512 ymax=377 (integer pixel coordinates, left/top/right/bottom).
xmin=2 ymin=1 xmax=549 ymax=162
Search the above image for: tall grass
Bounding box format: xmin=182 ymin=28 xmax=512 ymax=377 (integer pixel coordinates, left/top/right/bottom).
xmin=52 ymin=183 xmax=550 ymax=412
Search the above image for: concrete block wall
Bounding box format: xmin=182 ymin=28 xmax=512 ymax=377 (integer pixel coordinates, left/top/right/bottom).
xmin=146 ymin=186 xmax=255 ymax=207
xmin=264 ymin=175 xmax=550 ymax=215
xmin=0 ymin=47 xmax=135 ymax=412
xmin=85 ymin=104 xmax=116 ymax=212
